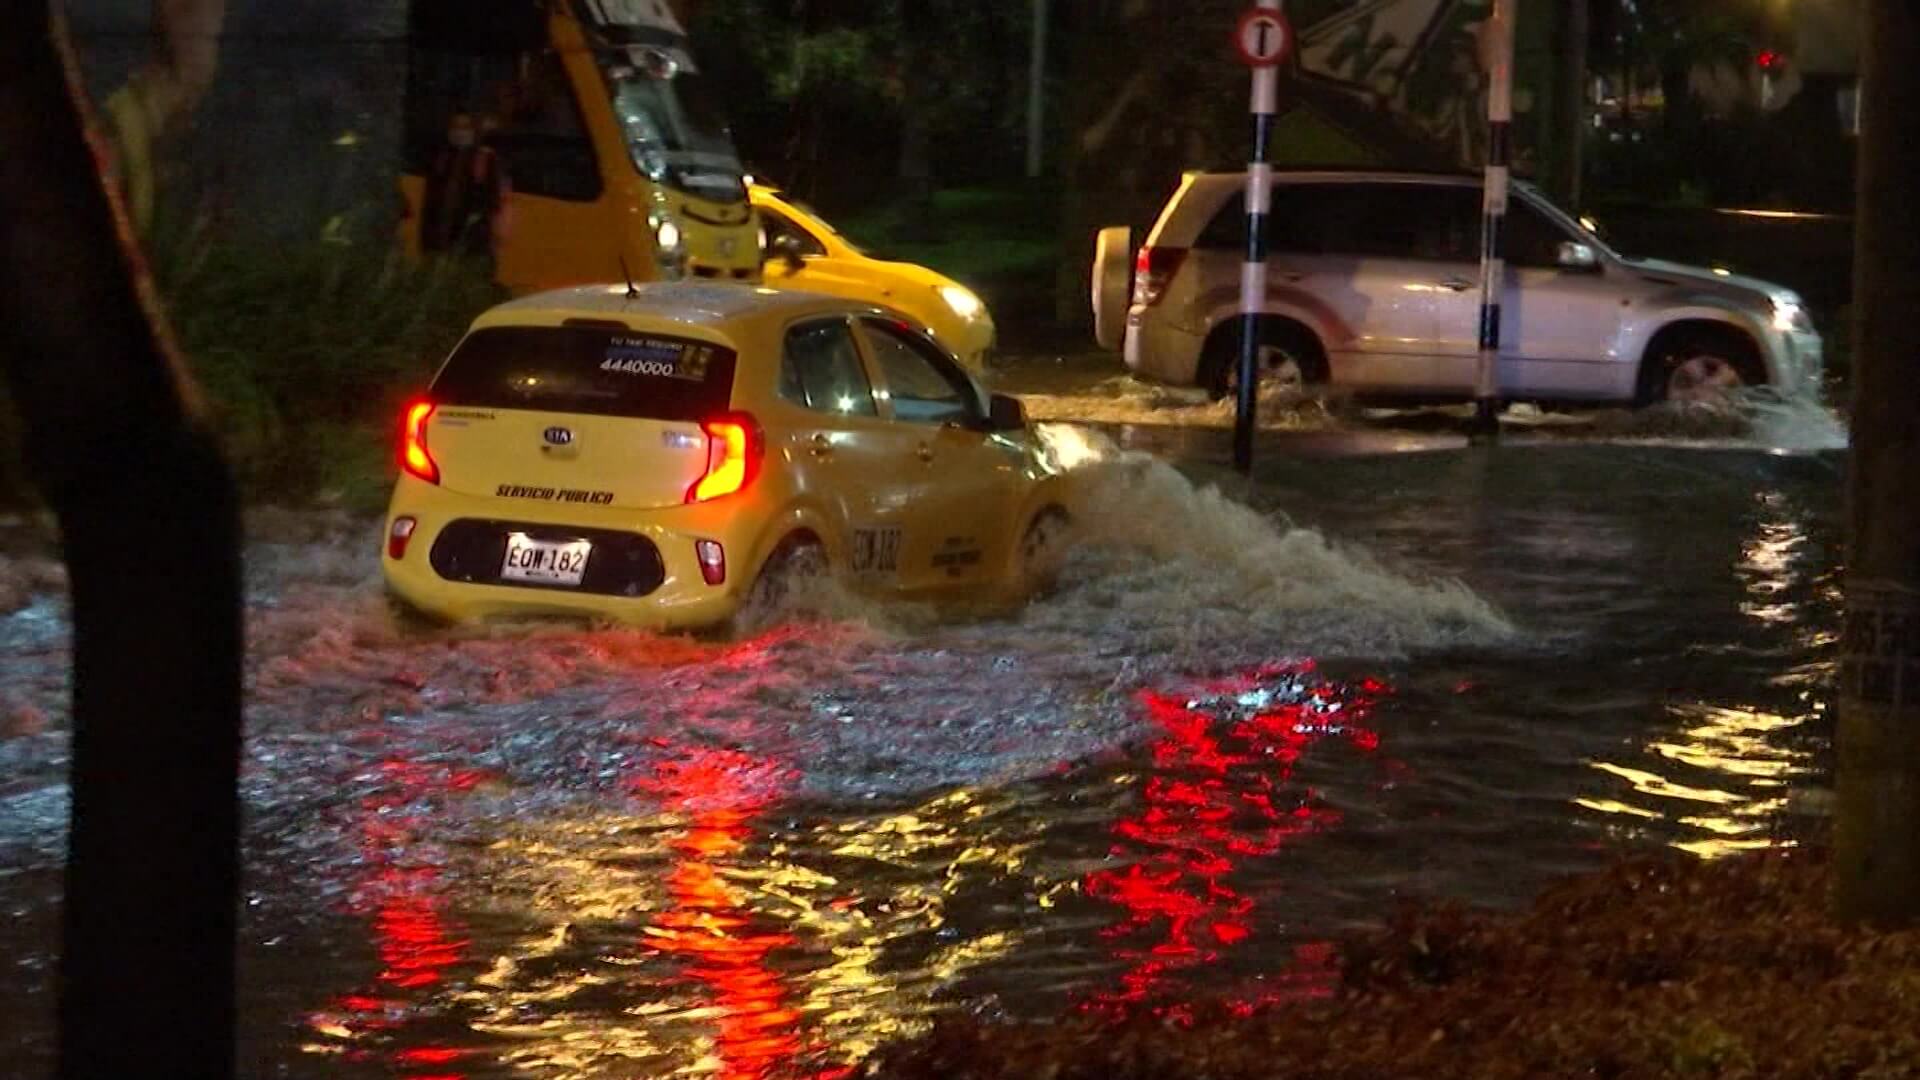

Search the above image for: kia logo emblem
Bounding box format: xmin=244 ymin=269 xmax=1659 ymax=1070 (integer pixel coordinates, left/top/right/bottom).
xmin=543 ymin=426 xmax=574 ymax=446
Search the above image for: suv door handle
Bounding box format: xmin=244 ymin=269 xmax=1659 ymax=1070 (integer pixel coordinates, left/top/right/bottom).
xmin=808 ymin=433 xmax=833 ymax=457
xmin=1440 ymin=277 xmax=1475 ymax=292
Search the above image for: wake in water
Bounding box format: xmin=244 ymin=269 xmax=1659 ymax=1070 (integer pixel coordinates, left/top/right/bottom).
xmin=1007 ymin=360 xmax=1847 ymax=454
xmin=1504 ymin=388 xmax=1848 ymax=452
xmin=1018 ymin=374 xmax=1342 ymax=432
xmin=1031 ymin=423 xmax=1511 ymax=663
xmin=0 ymin=429 xmax=1513 ymax=873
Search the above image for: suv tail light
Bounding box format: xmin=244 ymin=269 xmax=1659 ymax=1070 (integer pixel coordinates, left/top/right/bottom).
xmin=1133 ymin=245 xmax=1188 ymax=308
xmin=687 ymin=412 xmax=764 ymax=503
xmin=401 ymin=400 xmax=440 ymax=485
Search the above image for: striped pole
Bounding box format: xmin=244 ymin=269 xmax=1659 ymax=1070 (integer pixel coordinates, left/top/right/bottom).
xmin=1235 ymin=0 xmax=1285 ymax=474
xmin=1473 ymin=0 xmax=1518 ymax=441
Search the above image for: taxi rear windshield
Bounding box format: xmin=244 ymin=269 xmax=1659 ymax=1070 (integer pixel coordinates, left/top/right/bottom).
xmin=432 ymin=325 xmax=736 ymax=420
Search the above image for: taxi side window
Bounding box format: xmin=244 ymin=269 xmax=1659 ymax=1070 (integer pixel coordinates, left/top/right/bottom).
xmin=762 ymin=207 xmax=827 ymax=258
xmin=780 ymin=320 xmax=878 ymax=416
xmin=859 ymin=319 xmax=977 ymax=426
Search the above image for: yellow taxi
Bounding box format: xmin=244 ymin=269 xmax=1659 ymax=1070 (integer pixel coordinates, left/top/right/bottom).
xmin=752 ymin=184 xmax=997 ymax=372
xmin=382 ymin=282 xmax=1070 ymax=629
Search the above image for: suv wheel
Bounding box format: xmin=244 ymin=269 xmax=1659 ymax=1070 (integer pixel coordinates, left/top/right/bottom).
xmin=1638 ymin=329 xmax=1764 ymax=407
xmin=1202 ymin=321 xmax=1328 ymax=401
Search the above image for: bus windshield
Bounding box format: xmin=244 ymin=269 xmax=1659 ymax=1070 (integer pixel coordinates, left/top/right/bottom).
xmin=608 ymin=59 xmax=747 ymax=205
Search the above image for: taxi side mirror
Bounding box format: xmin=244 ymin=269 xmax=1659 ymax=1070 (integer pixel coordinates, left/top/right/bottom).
xmin=765 ymin=232 xmax=807 ymax=272
xmin=987 ymin=393 xmax=1027 ymax=431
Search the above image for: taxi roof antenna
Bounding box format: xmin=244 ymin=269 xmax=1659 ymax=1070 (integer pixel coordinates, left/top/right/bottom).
xmin=618 ymin=257 xmax=639 ymax=299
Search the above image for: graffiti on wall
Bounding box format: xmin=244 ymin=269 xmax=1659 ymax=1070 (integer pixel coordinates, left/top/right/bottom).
xmin=70 ymin=0 xmax=410 ymax=238
xmin=1293 ymin=0 xmax=1498 ymax=166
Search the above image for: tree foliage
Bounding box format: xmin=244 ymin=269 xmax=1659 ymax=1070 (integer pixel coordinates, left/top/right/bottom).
xmin=690 ymin=0 xmax=1035 ymax=204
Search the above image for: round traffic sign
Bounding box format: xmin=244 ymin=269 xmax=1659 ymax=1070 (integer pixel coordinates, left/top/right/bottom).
xmin=1234 ymin=9 xmax=1293 ymax=68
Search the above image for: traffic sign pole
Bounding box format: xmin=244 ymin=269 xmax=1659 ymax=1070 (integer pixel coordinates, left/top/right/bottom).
xmin=1234 ymin=0 xmax=1288 ymax=475
xmin=1472 ymin=0 xmax=1517 ymax=443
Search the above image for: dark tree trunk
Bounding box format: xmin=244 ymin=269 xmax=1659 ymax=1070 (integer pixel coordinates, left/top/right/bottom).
xmin=897 ymin=32 xmax=936 ymax=240
xmin=0 ymin=6 xmax=244 ymax=1076
xmin=1659 ymin=57 xmax=1694 ymax=137
xmin=1053 ymin=0 xmax=1242 ymax=327
xmin=1835 ymin=0 xmax=1920 ymax=926
xmin=1546 ymin=0 xmax=1590 ymax=208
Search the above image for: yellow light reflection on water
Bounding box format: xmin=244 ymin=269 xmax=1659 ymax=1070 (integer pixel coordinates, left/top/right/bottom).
xmin=1575 ymin=497 xmax=1824 ymax=860
xmin=429 ymin=784 xmax=1043 ymax=1079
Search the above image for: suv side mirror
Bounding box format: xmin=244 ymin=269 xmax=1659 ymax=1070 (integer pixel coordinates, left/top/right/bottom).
xmin=987 ymin=393 xmax=1027 ymax=431
xmin=1556 ymin=241 xmax=1600 ymax=272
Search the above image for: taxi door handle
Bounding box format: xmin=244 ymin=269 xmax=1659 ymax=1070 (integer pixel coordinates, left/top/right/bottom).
xmin=808 ymin=434 xmax=833 ymax=458
xmin=1440 ymin=276 xmax=1475 ymax=292
xmin=915 ymin=443 xmax=935 ymax=463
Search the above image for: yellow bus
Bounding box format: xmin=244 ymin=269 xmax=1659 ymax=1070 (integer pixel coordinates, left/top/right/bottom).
xmin=401 ymin=0 xmax=759 ymax=292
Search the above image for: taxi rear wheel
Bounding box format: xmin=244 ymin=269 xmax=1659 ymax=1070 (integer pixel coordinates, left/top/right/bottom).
xmin=744 ymin=534 xmax=828 ymax=615
xmin=1016 ymin=508 xmax=1071 ymax=595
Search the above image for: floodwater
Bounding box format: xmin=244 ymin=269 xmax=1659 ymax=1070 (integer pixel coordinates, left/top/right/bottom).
xmin=0 ymin=361 xmax=1846 ymax=1078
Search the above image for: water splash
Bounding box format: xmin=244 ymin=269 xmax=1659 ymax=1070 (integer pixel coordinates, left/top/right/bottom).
xmin=1501 ymin=389 xmax=1847 ymax=452
xmin=1020 ymin=375 xmax=1340 ymax=432
xmin=1035 ymin=424 xmax=1514 ymax=662
xmin=1741 ymin=391 xmax=1848 ymax=452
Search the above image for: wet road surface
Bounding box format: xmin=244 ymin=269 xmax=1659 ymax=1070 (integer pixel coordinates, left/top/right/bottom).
xmin=0 ymin=359 xmax=1846 ymax=1077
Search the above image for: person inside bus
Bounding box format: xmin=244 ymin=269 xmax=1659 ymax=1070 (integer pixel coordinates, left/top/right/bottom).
xmin=420 ymin=112 xmax=512 ymax=263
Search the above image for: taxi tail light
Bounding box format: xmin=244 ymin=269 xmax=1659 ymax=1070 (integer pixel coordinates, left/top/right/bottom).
xmin=687 ymin=412 xmax=763 ymax=503
xmin=388 ymin=516 xmax=418 ymax=560
xmin=695 ymin=539 xmax=726 ymax=585
xmin=1133 ymin=245 xmax=1188 ymax=308
xmin=401 ymin=400 xmax=440 ymax=485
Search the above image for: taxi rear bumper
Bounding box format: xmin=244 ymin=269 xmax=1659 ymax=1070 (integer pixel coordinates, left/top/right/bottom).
xmin=382 ymin=477 xmax=762 ymax=630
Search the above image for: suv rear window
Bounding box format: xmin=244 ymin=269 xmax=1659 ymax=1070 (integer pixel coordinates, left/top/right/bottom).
xmin=431 ymin=325 xmax=736 ymax=420
xmin=1196 ymin=181 xmax=1474 ymax=261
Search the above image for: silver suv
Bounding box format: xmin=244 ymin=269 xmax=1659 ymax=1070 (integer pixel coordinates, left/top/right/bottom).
xmin=1091 ymin=171 xmax=1824 ymax=406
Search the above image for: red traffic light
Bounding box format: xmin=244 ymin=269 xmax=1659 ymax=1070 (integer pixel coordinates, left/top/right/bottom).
xmin=1757 ymin=49 xmax=1787 ymax=73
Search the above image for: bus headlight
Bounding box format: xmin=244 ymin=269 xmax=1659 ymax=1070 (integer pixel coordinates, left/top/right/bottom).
xmin=939 ymin=284 xmax=984 ymax=320
xmin=656 ymin=219 xmax=683 ymax=253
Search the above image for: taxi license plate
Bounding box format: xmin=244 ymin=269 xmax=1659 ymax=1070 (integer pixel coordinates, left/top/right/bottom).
xmin=501 ymin=533 xmax=591 ymax=587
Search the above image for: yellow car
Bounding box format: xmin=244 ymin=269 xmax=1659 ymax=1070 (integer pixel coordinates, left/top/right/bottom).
xmin=382 ymin=282 xmax=1070 ymax=630
xmin=752 ymin=184 xmax=997 ymax=371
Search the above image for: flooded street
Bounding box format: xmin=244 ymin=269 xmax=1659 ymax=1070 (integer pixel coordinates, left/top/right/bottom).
xmin=0 ymin=361 xmax=1845 ymax=1078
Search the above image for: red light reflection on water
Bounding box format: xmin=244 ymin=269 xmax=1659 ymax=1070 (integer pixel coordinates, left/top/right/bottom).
xmin=636 ymin=748 xmax=837 ymax=1080
xmin=1084 ymin=662 xmax=1387 ymax=1021
xmin=321 ymin=758 xmax=488 ymax=1077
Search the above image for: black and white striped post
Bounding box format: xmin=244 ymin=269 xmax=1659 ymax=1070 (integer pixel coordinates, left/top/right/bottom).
xmin=1472 ymin=0 xmax=1518 ymax=442
xmin=1232 ymin=0 xmax=1291 ymax=474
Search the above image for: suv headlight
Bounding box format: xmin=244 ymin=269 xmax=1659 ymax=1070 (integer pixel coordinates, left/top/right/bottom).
xmin=939 ymin=284 xmax=984 ymax=321
xmin=1772 ymin=296 xmax=1814 ymax=335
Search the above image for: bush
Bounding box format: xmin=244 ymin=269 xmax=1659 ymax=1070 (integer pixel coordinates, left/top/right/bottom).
xmin=149 ymin=218 xmax=501 ymax=504
xmin=863 ymin=849 xmax=1920 ymax=1080
xmin=0 ymin=220 xmax=499 ymax=508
